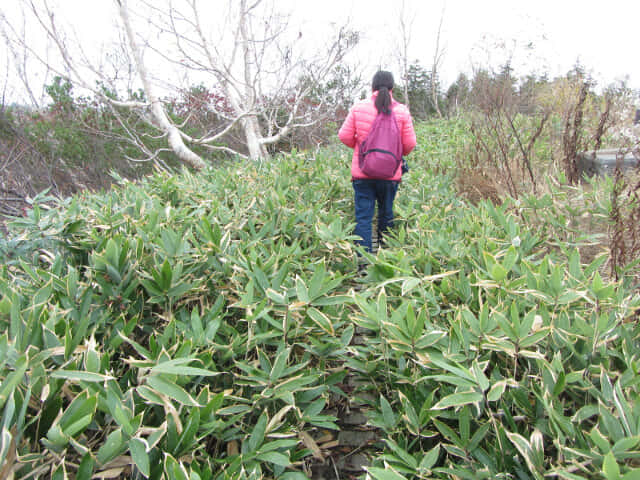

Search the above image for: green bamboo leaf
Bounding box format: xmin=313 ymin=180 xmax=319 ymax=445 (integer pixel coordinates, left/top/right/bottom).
xmin=136 ymin=385 xmax=166 ymax=406
xmin=77 ymin=452 xmax=95 ymax=479
xmin=459 ymin=406 xmax=471 ymax=443
xmin=50 ymin=370 xmax=115 ymax=382
xmin=506 ymin=431 xmax=538 ymax=476
xmin=380 ymin=395 xmax=396 ymax=431
xmin=415 ymin=330 xmax=447 ymax=350
xmin=568 ymin=249 xmax=583 ymax=280
xmin=146 ymin=422 xmax=168 ymax=451
xmin=280 ymin=474 xmax=310 ymax=480
xmin=530 ymin=429 xmax=545 ymax=472
xmin=46 ymin=424 xmax=67 ymax=448
xmin=167 ymin=282 xmax=192 ymax=299
xmin=622 ymin=470 xmax=640 ymax=480
xmin=129 ymin=438 xmax=150 ymax=478
xmin=366 ymin=466 xmax=408 ymax=480
xmin=269 ymin=347 xmax=289 ymax=382
xmin=140 ymin=278 xmax=164 ymax=298
xmin=64 ymin=414 xmax=93 ymax=437
xmin=266 ymin=288 xmax=287 ymax=305
xmin=312 ymin=294 xmax=352 ymax=306
xmin=502 ymin=245 xmax=518 ymax=272
xmin=554 ymin=471 xmax=592 ymax=480
xmin=150 ymin=359 xmax=220 ymax=377
xmin=556 ymin=290 xmax=589 ymax=305
xmin=603 ymin=451 xmax=621 ymax=480
xmin=419 ymin=444 xmax=440 ymax=470
xmin=51 ymin=464 xmax=66 ymax=480
xmin=164 ymin=453 xmax=189 ymax=480
xmin=600 ymin=404 xmax=625 ymax=442
xmin=145 ymin=376 xmax=200 ymax=406
xmin=259 ymin=439 xmax=299 ymax=452
xmin=0 ymin=428 xmax=12 ymax=467
xmin=613 ymin=380 xmax=634 ymax=437
xmin=549 ymin=264 xmax=564 ymax=296
xmin=612 ymin=437 xmax=640 ymax=456
xmin=340 ymin=324 xmax=354 ymax=346
xmin=572 ymin=405 xmax=599 ymax=424
xmin=161 ymin=259 xmax=173 ymax=289
xmin=96 ymin=428 xmax=126 ymax=466
xmin=0 ymin=354 xmax=28 ymax=409
xmin=404 ymin=303 xmax=417 ymax=339
xmin=105 ymin=263 xmax=122 ymax=284
xmin=248 ymin=410 xmax=268 ymax=453
xmin=553 ymin=371 xmax=567 ymax=398
xmin=421 ymin=351 xmax=476 ymax=383
xmin=109 ymin=401 xmax=133 ymax=436
xmin=433 ymin=391 xmax=483 ymax=410
xmin=490 ymin=263 xmax=508 ymax=282
xmin=398 ymin=392 xmax=419 ymax=435
xmin=519 ymin=329 xmax=550 ymax=349
xmin=57 ymin=391 xmax=98 ymax=432
xmin=0 ymin=296 xmax=11 ymax=315
xmin=468 ymin=422 xmax=491 ymax=452
xmin=495 ymin=311 xmax=518 ymax=342
xmin=295 ymin=276 xmax=310 ymax=304
xmin=585 ymin=254 xmax=608 ymax=277
xmin=383 ymin=438 xmax=417 ymax=469
xmin=255 ymin=451 xmax=290 ymax=466
xmin=472 ymin=361 xmax=490 ymax=392
xmin=307 ymin=307 xmax=334 ymax=336
xmin=401 ymin=277 xmax=421 ymax=295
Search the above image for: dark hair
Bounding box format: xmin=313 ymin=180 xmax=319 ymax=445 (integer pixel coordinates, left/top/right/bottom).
xmin=372 ymin=70 xmax=394 ymax=114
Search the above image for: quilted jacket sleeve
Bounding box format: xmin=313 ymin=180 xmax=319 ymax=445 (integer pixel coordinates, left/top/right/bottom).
xmin=398 ymin=106 xmax=417 ymax=156
xmin=338 ymin=107 xmax=357 ymax=148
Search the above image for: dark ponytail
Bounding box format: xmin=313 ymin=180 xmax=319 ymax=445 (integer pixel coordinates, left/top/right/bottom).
xmin=372 ymin=70 xmax=394 ymax=115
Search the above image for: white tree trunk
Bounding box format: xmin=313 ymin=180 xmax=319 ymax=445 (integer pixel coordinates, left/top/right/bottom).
xmin=117 ymin=0 xmax=206 ymax=169
xmin=398 ymin=0 xmax=413 ymax=111
xmin=244 ymin=116 xmax=268 ymax=159
xmin=431 ymin=7 xmax=445 ymax=119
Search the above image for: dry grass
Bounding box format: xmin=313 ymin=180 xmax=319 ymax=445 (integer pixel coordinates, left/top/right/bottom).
xmin=455 ymin=168 xmax=501 ymax=205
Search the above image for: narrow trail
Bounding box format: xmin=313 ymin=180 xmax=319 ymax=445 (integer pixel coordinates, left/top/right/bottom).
xmin=308 ymin=323 xmax=381 ymax=479
xmin=310 ymin=235 xmax=383 ymax=479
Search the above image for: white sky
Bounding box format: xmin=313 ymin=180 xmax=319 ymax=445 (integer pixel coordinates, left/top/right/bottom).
xmin=296 ymin=0 xmax=640 ymax=90
xmin=1 ymin=0 xmax=639 ymax=104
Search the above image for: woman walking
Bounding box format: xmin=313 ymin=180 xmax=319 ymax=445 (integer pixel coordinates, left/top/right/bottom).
xmin=338 ymin=70 xmax=417 ymax=254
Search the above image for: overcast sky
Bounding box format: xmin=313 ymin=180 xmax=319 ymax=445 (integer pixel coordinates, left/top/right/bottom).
xmin=1 ymin=0 xmax=638 ymax=104
xmin=296 ymin=0 xmax=640 ymax=90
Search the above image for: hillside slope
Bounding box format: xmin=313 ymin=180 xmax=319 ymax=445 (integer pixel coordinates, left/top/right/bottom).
xmin=1 ymin=122 xmax=639 ymax=479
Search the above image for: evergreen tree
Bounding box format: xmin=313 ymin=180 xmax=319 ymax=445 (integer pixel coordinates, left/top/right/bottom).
xmin=404 ymin=61 xmax=433 ymax=120
xmin=445 ymin=73 xmax=470 ymax=115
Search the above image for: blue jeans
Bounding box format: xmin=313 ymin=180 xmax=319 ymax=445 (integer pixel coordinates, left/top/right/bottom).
xmin=353 ymin=179 xmax=399 ymax=252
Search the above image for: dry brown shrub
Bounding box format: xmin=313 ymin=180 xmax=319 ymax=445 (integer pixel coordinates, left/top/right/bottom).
xmin=609 ymin=157 xmax=640 ymax=280
xmin=455 ymin=167 xmax=501 ymax=205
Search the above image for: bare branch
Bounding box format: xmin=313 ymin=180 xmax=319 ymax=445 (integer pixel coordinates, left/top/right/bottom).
xmin=5 ymin=0 xmax=358 ymax=162
xmin=117 ymin=0 xmax=206 ymax=169
xmin=431 ymin=4 xmax=445 ymax=118
xmin=0 ymin=8 xmax=44 ymax=107
xmin=397 ymin=0 xmax=415 ymax=110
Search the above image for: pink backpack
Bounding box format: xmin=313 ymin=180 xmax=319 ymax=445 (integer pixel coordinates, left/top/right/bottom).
xmin=358 ymin=110 xmax=403 ymax=179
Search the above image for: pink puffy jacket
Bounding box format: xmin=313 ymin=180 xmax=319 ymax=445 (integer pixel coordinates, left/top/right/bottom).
xmin=338 ymin=92 xmax=417 ymax=181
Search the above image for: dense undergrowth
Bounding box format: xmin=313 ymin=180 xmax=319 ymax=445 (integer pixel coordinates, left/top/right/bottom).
xmin=1 ymin=121 xmax=639 ymax=479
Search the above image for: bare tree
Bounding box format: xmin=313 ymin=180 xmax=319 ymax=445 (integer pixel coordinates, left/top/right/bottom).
xmin=431 ymin=4 xmax=445 ymax=118
xmin=116 ymin=0 xmax=207 ymax=168
xmin=4 ymin=0 xmax=358 ymax=167
xmin=396 ymin=0 xmax=414 ymax=110
xmin=144 ymin=0 xmax=357 ymax=160
xmin=0 ymin=6 xmax=51 ymax=109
